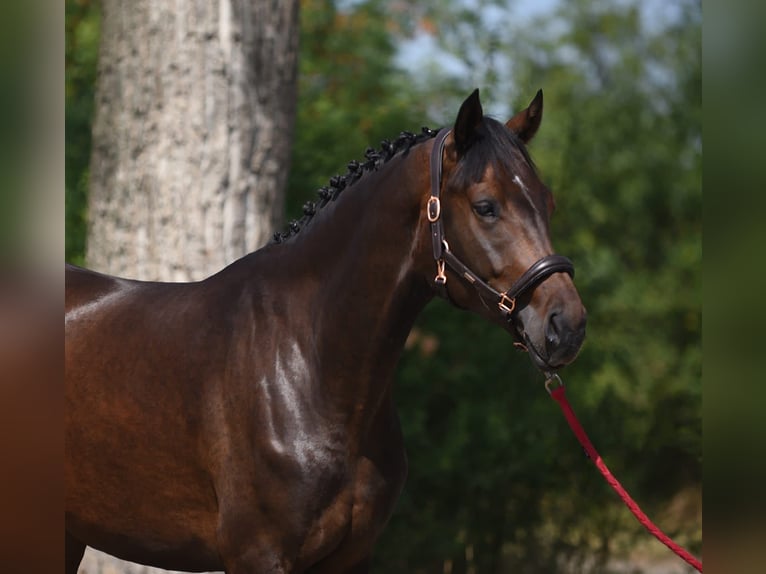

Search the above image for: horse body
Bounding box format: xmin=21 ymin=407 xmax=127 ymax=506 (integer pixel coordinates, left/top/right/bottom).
xmin=66 ymin=150 xmax=431 ymax=572
xmin=66 ymin=90 xmax=586 ymax=573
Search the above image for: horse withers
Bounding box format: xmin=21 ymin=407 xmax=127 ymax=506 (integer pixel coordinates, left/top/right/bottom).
xmin=65 ymin=89 xmax=586 ymax=574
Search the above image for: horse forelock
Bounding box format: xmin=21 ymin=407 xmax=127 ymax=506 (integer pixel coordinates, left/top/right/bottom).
xmin=450 ymin=117 xmax=537 ymax=190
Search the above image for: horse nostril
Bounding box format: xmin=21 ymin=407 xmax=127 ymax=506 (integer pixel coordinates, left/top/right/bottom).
xmin=545 ymin=312 xmax=561 ymax=350
xmin=544 ymin=307 xmax=587 ymax=367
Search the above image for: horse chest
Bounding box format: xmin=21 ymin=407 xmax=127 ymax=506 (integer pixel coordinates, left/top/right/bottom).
xmin=213 ymin=387 xmax=408 ymax=571
xmin=296 ymin=441 xmax=408 ymax=571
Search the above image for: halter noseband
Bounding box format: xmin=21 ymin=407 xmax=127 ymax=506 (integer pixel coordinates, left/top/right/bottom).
xmin=427 ymin=128 xmax=575 ymax=322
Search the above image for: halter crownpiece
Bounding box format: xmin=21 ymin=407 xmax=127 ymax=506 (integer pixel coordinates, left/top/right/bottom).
xmin=427 ymin=127 xmax=575 ymax=322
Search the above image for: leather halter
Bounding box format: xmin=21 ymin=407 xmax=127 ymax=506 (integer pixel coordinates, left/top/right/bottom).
xmin=427 ymin=128 xmax=575 ymax=322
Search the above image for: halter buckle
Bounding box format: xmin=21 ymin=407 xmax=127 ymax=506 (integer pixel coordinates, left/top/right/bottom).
xmin=434 ymin=259 xmax=447 ymax=285
xmin=498 ymin=293 xmax=516 ymax=315
xmin=427 ymin=197 xmax=441 ymax=222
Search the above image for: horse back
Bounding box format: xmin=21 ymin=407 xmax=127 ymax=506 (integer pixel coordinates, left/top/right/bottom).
xmin=65 ymin=263 xmax=126 ymax=313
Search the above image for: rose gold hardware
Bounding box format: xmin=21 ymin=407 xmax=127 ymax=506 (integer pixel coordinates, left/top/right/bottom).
xmin=427 ymin=197 xmax=441 ymax=222
xmin=435 ymin=259 xmax=447 ymax=285
xmin=498 ymin=293 xmax=516 ymax=315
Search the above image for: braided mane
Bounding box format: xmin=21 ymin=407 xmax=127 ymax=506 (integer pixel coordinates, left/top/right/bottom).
xmin=272 ymin=127 xmax=441 ymax=243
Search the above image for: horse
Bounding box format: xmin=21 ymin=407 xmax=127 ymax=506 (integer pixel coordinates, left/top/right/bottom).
xmin=65 ymin=89 xmax=587 ymax=574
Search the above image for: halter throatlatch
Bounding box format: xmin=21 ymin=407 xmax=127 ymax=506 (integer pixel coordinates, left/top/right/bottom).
xmin=427 ymin=127 xmax=575 ymax=322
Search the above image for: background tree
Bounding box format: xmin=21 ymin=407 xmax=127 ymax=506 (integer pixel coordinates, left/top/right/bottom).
xmin=85 ymin=0 xmax=298 ymax=281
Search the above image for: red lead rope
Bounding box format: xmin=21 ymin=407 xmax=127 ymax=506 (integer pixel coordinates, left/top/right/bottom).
xmin=547 ymin=378 xmax=703 ymax=572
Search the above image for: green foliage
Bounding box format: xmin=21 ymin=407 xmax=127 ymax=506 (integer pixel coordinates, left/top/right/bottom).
xmin=65 ymin=0 xmax=100 ymax=265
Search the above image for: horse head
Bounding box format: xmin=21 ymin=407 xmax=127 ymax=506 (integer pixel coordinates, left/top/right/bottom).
xmin=427 ymin=89 xmax=586 ymax=372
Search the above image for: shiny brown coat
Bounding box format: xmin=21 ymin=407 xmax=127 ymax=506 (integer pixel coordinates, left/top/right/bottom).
xmin=65 ymin=91 xmax=586 ymax=573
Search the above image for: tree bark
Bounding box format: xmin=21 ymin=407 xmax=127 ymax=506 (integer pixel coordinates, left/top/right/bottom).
xmin=86 ymin=0 xmax=299 ymax=281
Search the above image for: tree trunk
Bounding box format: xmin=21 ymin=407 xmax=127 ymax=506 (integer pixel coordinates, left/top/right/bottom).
xmin=86 ymin=0 xmax=299 ymax=281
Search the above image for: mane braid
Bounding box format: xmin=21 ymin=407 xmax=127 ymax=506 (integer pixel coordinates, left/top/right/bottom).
xmin=271 ymin=127 xmax=441 ymax=244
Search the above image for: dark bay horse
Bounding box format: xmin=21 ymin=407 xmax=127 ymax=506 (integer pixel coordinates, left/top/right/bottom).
xmin=65 ymin=90 xmax=586 ymax=574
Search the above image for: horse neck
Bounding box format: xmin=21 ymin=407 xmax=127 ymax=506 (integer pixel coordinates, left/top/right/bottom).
xmin=287 ymin=145 xmax=435 ymax=417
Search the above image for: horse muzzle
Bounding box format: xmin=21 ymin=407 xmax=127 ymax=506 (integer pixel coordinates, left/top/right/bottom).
xmin=517 ymin=302 xmax=587 ymax=372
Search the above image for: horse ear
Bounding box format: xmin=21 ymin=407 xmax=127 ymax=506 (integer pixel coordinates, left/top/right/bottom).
xmin=506 ymin=89 xmax=543 ymax=143
xmin=453 ymin=88 xmax=484 ymax=154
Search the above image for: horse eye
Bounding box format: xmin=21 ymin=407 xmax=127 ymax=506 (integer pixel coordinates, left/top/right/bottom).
xmin=472 ymin=200 xmax=498 ymax=219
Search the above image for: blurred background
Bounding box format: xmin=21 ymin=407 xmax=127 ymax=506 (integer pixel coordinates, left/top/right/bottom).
xmin=65 ymin=0 xmax=701 ymax=572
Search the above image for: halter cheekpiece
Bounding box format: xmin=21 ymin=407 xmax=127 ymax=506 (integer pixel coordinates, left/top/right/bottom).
xmin=427 ymin=127 xmax=575 ymax=322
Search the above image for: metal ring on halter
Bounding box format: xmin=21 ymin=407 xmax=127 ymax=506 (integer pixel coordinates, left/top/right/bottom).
xmin=427 ymin=197 xmax=441 ymax=222
xmin=545 ymin=373 xmax=564 ymax=394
